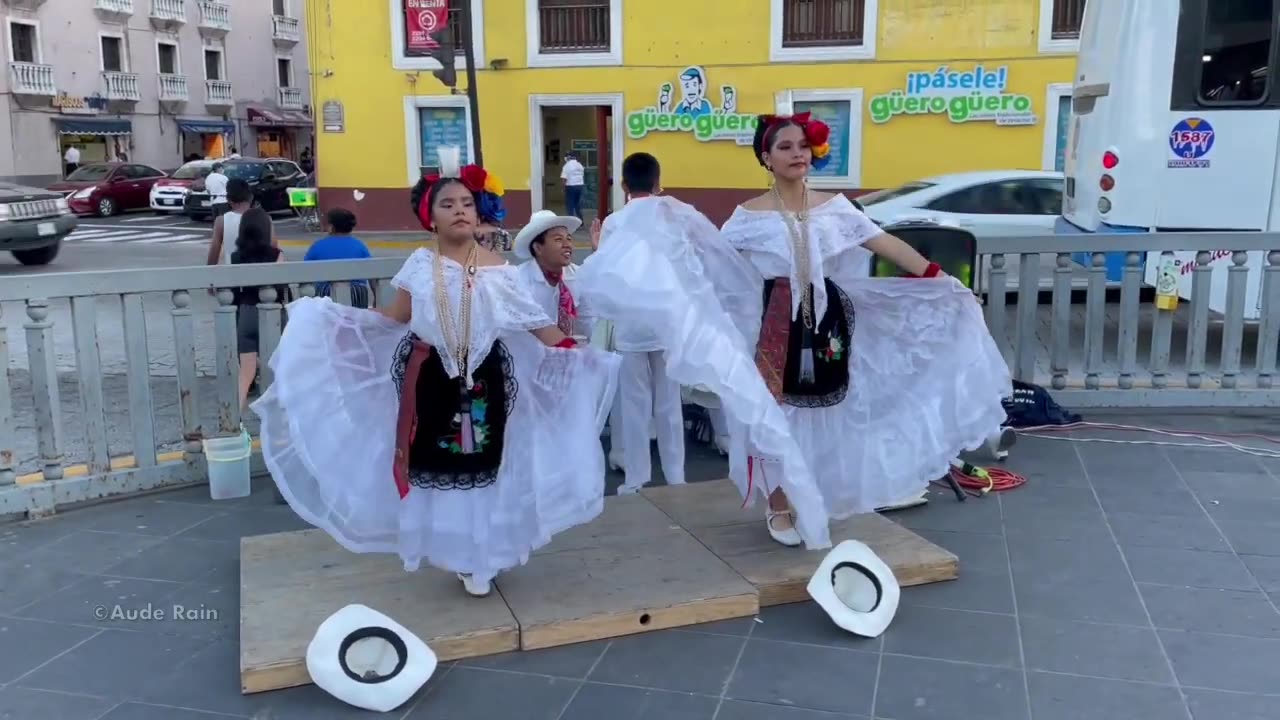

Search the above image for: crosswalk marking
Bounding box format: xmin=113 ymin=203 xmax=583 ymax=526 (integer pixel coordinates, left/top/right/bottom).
xmin=122 ymin=215 xmax=176 ymax=223
xmin=66 ymin=227 xmax=211 ymax=245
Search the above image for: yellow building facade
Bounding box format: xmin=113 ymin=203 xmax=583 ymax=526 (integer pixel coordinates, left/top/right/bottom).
xmin=306 ymin=0 xmax=1082 ymax=230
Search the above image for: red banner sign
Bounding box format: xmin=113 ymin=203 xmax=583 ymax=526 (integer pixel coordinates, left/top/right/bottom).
xmin=404 ymin=0 xmax=450 ymax=54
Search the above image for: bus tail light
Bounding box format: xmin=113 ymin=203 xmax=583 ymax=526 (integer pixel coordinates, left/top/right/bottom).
xmin=1100 ymin=174 xmax=1115 ymax=191
xmin=1102 ymin=151 xmax=1119 ymax=169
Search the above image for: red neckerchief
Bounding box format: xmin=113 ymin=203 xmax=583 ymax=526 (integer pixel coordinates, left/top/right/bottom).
xmin=541 ymin=267 xmax=576 ymax=336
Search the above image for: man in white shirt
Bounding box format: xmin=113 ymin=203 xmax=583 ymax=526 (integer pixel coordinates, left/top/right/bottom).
xmin=205 ymin=163 xmax=230 ymax=218
xmin=512 ymin=209 xmax=594 ymax=340
xmin=560 ymin=153 xmax=586 ymax=221
xmin=63 ymin=145 xmax=81 ymax=178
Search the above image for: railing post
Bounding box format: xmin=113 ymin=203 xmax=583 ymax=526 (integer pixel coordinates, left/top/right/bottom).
xmin=257 ymin=286 xmax=284 ymax=391
xmin=1117 ymin=251 xmax=1142 ymax=389
xmin=1186 ymin=251 xmax=1212 ymax=389
xmin=1014 ymin=253 xmax=1039 ymax=381
xmin=1083 ymin=252 xmax=1107 ymax=390
xmin=23 ymin=299 xmax=63 ymax=480
xmin=0 ymin=302 xmax=14 ymax=487
xmin=1149 ymin=251 xmax=1176 ymax=390
xmin=122 ymin=293 xmax=157 ymax=468
xmin=214 ymin=289 xmax=241 ymax=435
xmin=1220 ymin=251 xmax=1249 ymax=389
xmin=170 ymin=290 xmax=202 ymax=460
xmin=986 ymin=254 xmax=1008 ymax=356
xmin=70 ymin=296 xmax=110 ymax=475
xmin=1258 ymin=250 xmax=1280 ymax=389
xmin=1049 ymin=252 xmax=1072 ymax=390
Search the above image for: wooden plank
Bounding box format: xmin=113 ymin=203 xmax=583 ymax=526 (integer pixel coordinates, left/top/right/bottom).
xmin=643 ymin=480 xmax=958 ymax=607
xmin=239 ymin=529 xmax=519 ymax=695
xmin=495 ymin=494 xmax=759 ymax=650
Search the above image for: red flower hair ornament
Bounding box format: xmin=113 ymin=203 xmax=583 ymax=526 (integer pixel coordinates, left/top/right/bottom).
xmin=760 ymin=112 xmax=833 ymax=170
xmin=415 ymin=146 xmax=507 ymax=231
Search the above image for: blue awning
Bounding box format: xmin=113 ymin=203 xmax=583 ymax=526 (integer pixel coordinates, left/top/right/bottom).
xmin=53 ymin=117 xmax=132 ymax=136
xmin=176 ymin=119 xmax=236 ymax=135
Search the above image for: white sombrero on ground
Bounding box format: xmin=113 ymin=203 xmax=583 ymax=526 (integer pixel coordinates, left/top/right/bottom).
xmin=306 ymin=604 xmax=438 ymax=713
xmin=806 ymin=540 xmax=900 ymax=638
xmin=513 ymin=210 xmax=582 ymax=260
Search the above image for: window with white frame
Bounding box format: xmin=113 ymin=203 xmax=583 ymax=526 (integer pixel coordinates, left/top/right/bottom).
xmin=156 ymin=41 xmax=180 ymax=74
xmin=272 ymin=0 xmax=289 ymax=16
xmin=1039 ymin=0 xmax=1086 ymax=53
xmin=526 ymin=0 xmax=621 ymax=67
xmin=771 ymin=0 xmax=877 ymax=62
xmin=204 ymin=47 xmax=224 ymax=81
xmin=100 ymin=34 xmax=126 ymax=72
xmin=1042 ymin=83 xmax=1073 ymax=171
xmin=788 ymin=89 xmax=864 ymax=189
xmin=403 ymin=96 xmax=474 ymax=183
xmin=8 ymin=20 xmax=40 ymax=64
xmin=276 ymin=56 xmax=293 ymax=87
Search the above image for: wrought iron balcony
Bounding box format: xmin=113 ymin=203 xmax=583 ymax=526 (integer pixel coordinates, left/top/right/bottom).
xmin=9 ymin=62 xmax=56 ymax=97
xmin=102 ymin=71 xmax=141 ymax=102
xmin=198 ymin=1 xmax=231 ymax=36
xmin=157 ymin=73 xmax=189 ymax=103
xmin=271 ymin=15 xmax=300 ymax=46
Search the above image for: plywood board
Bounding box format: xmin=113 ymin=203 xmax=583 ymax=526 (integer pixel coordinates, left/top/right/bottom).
xmin=239 ymin=529 xmax=519 ymax=694
xmin=495 ymin=494 xmax=759 ymax=650
xmin=643 ymin=480 xmax=958 ymax=606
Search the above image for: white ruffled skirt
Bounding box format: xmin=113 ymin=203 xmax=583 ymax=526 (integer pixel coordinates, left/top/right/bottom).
xmin=250 ymin=298 xmax=620 ymax=584
xmin=727 ymin=277 xmax=1011 ymax=519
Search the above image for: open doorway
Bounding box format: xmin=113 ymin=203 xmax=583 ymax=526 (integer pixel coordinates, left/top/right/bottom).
xmin=529 ymin=94 xmax=625 ymax=234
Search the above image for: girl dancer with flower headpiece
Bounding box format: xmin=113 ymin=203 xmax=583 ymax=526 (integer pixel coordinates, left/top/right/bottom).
xmin=715 ymin=112 xmax=1011 ymax=547
xmin=251 ymin=148 xmax=620 ymax=598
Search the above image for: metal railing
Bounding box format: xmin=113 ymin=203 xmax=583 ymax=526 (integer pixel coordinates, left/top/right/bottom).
xmin=102 ymin=71 xmax=141 ymax=102
xmin=197 ymin=0 xmax=231 ymax=34
xmin=537 ymin=0 xmax=611 ymax=53
xmin=272 ymin=14 xmax=301 ymax=44
xmin=157 ymin=73 xmax=189 ymax=102
xmin=278 ymin=86 xmax=304 ymax=110
xmin=781 ymin=0 xmax=866 ymax=48
xmin=94 ymin=0 xmax=135 ymax=15
xmin=205 ymin=79 xmax=233 ymax=106
xmin=1 ymin=231 xmax=1278 ymax=519
xmin=149 ymin=0 xmax=185 ymax=23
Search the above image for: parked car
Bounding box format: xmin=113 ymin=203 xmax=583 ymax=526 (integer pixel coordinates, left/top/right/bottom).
xmin=859 ymin=170 xmax=1065 ymax=292
xmin=0 ymin=181 xmax=78 ymax=266
xmin=183 ymin=157 xmax=307 ymax=221
xmin=150 ymin=160 xmax=215 ymax=213
xmin=45 ymin=162 xmax=168 ymax=217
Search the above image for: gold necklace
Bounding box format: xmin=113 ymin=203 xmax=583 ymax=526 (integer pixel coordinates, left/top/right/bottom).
xmin=433 ymin=242 xmax=478 ymax=379
xmin=772 ymin=184 xmax=814 ymax=330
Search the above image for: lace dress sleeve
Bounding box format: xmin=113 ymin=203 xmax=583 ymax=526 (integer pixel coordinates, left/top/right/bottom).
xmin=390 ymin=248 xmax=432 ymax=297
xmin=482 ymin=265 xmax=557 ymax=332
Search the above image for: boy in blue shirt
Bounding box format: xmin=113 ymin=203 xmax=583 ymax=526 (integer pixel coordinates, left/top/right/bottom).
xmin=304 ymin=208 xmax=373 ymax=308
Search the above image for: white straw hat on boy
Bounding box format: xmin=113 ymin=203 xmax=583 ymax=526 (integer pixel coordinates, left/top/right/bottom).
xmin=806 ymin=540 xmax=901 ymax=638
xmin=306 ymin=604 xmax=438 ymax=713
xmin=513 ymin=210 xmax=582 ymax=261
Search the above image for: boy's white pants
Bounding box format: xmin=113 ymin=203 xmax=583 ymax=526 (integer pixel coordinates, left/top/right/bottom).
xmin=617 ymin=349 xmax=685 ymax=493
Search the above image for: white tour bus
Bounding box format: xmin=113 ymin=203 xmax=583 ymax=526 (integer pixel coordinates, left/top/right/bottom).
xmin=1058 ymin=0 xmax=1275 ymax=319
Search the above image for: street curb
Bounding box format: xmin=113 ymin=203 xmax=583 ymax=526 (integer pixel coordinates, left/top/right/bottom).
xmin=14 ymin=438 xmax=264 ymax=486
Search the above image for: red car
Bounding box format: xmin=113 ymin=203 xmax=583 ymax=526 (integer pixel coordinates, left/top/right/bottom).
xmin=46 ymin=162 xmax=168 ymax=217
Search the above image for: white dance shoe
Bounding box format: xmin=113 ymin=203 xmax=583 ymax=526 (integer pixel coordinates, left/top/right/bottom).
xmin=766 ymin=508 xmax=803 ymax=547
xmin=456 ymin=573 xmax=493 ymax=598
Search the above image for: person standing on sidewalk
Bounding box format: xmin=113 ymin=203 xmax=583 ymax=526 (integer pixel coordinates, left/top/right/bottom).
xmin=205 ymin=163 xmax=230 ymax=218
xmin=207 ymin=179 xmax=255 ymax=266
xmin=304 ymin=208 xmax=373 ymax=308
xmin=63 ymin=145 xmax=80 ymax=178
xmin=560 ymin=153 xmax=585 ymax=221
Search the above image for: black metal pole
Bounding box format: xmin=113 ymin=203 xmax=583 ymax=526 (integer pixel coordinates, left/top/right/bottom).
xmin=460 ymin=2 xmax=483 ymax=167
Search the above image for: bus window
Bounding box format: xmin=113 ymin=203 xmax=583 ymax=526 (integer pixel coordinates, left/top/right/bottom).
xmin=1200 ymin=0 xmax=1274 ymax=104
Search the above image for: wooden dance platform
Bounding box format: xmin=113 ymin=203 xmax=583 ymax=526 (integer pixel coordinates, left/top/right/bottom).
xmin=239 ymin=479 xmax=958 ymax=694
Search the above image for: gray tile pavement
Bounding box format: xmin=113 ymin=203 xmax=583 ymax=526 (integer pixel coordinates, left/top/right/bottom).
xmin=0 ymin=412 xmax=1278 ymax=718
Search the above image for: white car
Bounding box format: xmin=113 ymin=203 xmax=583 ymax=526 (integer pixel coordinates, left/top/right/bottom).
xmin=859 ymin=170 xmax=1065 ymax=292
xmin=149 ymin=160 xmax=215 ymax=213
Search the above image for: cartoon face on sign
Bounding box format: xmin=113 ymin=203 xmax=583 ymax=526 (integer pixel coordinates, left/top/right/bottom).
xmin=1169 ymin=118 xmax=1215 ymax=166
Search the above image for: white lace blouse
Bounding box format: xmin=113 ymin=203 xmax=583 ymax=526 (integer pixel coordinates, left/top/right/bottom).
xmin=720 ymin=194 xmax=883 ymax=323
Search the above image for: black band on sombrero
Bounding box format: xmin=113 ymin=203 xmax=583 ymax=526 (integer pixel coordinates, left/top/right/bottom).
xmin=338 ymin=626 xmax=409 ymax=684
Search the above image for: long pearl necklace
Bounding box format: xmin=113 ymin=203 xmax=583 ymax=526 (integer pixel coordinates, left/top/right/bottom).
xmin=433 ymin=242 xmax=480 ymax=453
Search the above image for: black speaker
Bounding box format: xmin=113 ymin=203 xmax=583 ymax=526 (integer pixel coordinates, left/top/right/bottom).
xmin=869 ymin=220 xmax=978 ymax=291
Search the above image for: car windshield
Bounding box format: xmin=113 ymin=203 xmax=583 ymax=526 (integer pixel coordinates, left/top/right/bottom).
xmin=66 ymin=165 xmax=112 ymax=182
xmin=223 ymin=163 xmax=264 ymax=181
xmin=857 ymin=181 xmax=936 ymax=206
xmin=171 ymin=164 xmax=212 ymax=180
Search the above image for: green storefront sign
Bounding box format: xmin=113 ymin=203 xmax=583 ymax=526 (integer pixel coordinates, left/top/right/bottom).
xmin=869 ymin=65 xmax=1037 ymax=126
xmin=625 ymin=66 xmax=758 ymax=145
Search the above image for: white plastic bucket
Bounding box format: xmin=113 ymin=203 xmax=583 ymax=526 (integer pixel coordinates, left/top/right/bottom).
xmin=203 ymin=429 xmax=252 ymax=500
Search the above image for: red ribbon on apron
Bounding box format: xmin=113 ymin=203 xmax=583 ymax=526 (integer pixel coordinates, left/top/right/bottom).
xmin=393 ymin=338 xmax=433 ymax=499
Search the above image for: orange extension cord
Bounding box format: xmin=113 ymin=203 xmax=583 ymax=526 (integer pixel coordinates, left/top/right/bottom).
xmin=935 ymin=460 xmax=1028 ymax=498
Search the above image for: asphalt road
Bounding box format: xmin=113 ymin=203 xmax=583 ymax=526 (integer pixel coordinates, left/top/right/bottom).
xmin=0 ymin=209 xmax=420 ymax=277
